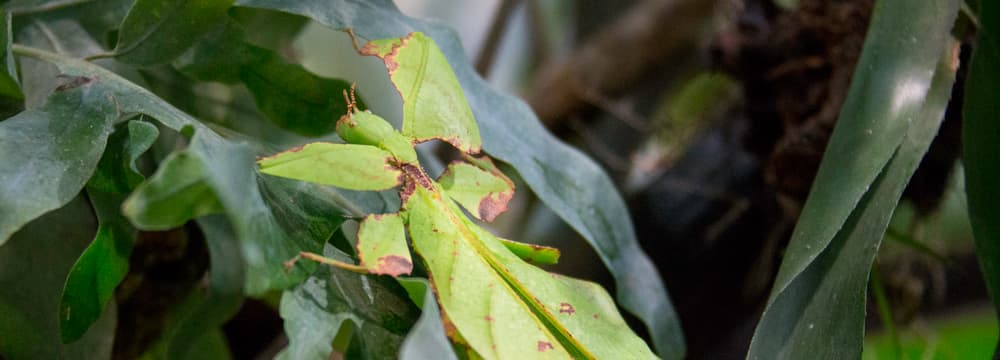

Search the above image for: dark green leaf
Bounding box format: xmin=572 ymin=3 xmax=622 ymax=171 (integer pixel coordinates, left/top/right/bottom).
xmin=85 ymin=120 xmax=159 ymax=193
xmin=59 ymin=191 xmax=132 ymax=344
xmin=0 ymin=82 xmax=117 ymax=245
xmin=177 ymin=20 xmax=358 ymax=136
xmin=0 ymin=197 xmax=117 ymax=359
xmin=0 ymin=9 xmax=22 ymax=103
xmin=14 ymin=44 xmax=376 ymax=294
xmin=963 ymin=0 xmax=1000 ymax=355
xmin=747 ymin=0 xmax=961 ymax=356
xmin=59 ymin=120 xmax=158 ymax=343
xmin=277 ymin=245 xmax=421 ymax=360
xmin=114 ymin=0 xmax=233 ymax=65
xmin=123 ymin=150 xmax=224 ymax=229
xmin=231 ymin=1 xmax=684 ymax=355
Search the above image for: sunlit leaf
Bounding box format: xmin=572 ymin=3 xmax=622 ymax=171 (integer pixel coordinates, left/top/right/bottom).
xmin=747 ymin=0 xmax=961 ymax=357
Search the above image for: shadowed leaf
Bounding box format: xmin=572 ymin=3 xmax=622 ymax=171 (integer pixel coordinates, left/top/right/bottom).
xmin=114 ymin=0 xmax=233 ymax=65
xmin=963 ymin=0 xmax=1000 ymax=355
xmin=747 ymin=0 xmax=961 ymax=357
xmin=0 ymin=83 xmax=117 ymax=245
xmin=277 ymin=244 xmax=420 ymax=360
xmin=176 ymin=20 xmax=359 ymax=137
xmin=60 ymin=120 xmax=158 ymax=343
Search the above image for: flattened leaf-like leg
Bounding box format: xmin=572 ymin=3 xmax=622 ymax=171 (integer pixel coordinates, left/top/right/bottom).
xmin=496 ymin=238 xmax=560 ymax=266
xmin=257 ymin=142 xmax=402 ymax=191
xmin=356 ymin=213 xmax=413 ymax=277
xmin=438 ymin=161 xmax=514 ymax=222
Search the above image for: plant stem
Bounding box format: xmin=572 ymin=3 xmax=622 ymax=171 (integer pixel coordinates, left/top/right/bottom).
xmin=870 ymin=265 xmax=902 ymax=360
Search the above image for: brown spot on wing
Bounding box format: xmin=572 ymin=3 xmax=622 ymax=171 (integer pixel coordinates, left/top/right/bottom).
xmin=537 ymin=341 xmax=554 ymax=352
xmin=373 ymin=255 xmax=413 ymax=276
xmin=478 ymin=190 xmax=514 ymax=222
xmin=559 ymin=302 xmax=575 ymax=315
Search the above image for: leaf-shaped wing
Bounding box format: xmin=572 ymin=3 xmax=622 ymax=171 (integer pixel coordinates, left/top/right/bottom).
xmin=357 ymin=213 xmax=413 ymax=276
xmin=359 ymin=32 xmax=482 ymax=154
xmin=405 ymin=185 xmax=656 ymax=359
xmin=438 ymin=161 xmax=514 ymax=222
xmin=257 ymin=142 xmax=401 ymax=191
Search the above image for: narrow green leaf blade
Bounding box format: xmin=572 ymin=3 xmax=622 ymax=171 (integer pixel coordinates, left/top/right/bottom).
xmin=258 ymin=142 xmax=402 ymax=191
xmin=963 ymin=0 xmax=1000 ymax=354
xmin=357 ymin=213 xmax=413 ymax=276
xmin=0 ymin=9 xmax=22 ymax=101
xmin=230 ymin=2 xmax=683 ymax=354
xmin=763 ymin=0 xmax=960 ymax=302
xmin=0 ymin=83 xmax=116 ymax=245
xmin=114 ymin=0 xmax=233 ymax=65
xmin=359 ymin=32 xmax=482 ymax=154
xmin=748 ymin=25 xmax=960 ymax=360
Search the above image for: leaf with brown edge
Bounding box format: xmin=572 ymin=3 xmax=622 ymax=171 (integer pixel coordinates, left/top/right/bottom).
xmin=438 ymin=161 xmax=514 ymax=222
xmin=357 ymin=32 xmax=482 ymax=154
xmin=356 ymin=213 xmax=412 ymax=276
xmin=257 ymin=142 xmax=402 ymax=191
xmin=405 ymin=183 xmax=656 ymax=359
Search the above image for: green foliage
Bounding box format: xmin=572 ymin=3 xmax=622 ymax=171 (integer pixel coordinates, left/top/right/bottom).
xmin=113 ymin=0 xmax=233 ymax=65
xmin=963 ymin=0 xmax=1000 ymax=354
xmin=748 ymin=0 xmax=961 ymax=358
